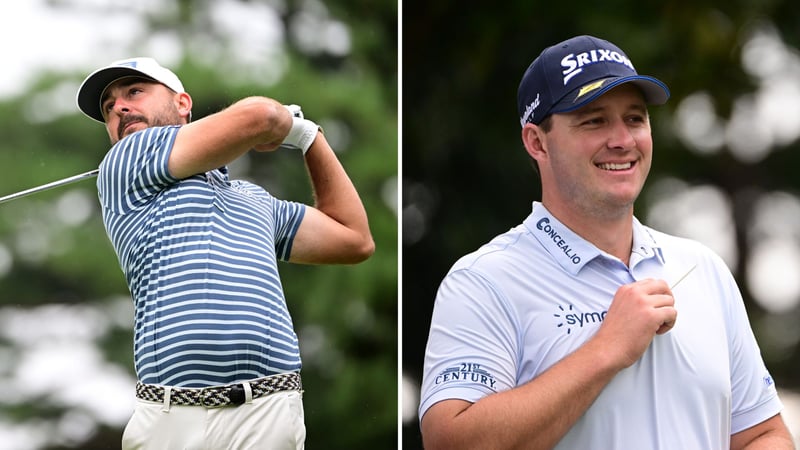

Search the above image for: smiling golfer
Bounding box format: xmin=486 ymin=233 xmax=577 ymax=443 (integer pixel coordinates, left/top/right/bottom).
xmin=418 ymin=35 xmax=794 ymax=450
xmin=77 ymin=57 xmax=374 ymax=449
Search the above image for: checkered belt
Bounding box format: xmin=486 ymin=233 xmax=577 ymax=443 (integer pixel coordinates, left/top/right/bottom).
xmin=135 ymin=372 xmax=302 ymax=408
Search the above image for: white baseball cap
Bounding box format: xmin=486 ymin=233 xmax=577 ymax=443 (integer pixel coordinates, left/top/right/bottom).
xmin=76 ymin=57 xmax=185 ymax=123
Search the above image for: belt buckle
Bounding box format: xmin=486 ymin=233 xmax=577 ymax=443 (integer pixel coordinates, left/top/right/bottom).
xmin=228 ymin=384 xmax=246 ymax=406
xmin=199 ymin=385 xmax=246 ymax=408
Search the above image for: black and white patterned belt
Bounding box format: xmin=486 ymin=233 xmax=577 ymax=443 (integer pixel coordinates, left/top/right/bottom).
xmin=135 ymin=372 xmax=302 ymax=408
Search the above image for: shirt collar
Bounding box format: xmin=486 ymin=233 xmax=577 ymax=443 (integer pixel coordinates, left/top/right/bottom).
xmin=524 ymin=202 xmax=601 ymax=275
xmin=524 ymin=202 xmax=664 ymax=275
xmin=630 ymin=216 xmax=665 ymax=268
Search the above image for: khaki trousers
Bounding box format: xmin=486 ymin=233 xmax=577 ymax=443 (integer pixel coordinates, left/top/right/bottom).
xmin=121 ymin=390 xmax=305 ymax=449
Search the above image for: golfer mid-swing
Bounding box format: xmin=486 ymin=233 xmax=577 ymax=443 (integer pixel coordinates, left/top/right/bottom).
xmin=77 ymin=57 xmax=374 ymax=449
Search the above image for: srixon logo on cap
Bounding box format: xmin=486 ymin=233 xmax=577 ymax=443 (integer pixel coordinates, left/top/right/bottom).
xmin=560 ymin=48 xmax=636 ymax=85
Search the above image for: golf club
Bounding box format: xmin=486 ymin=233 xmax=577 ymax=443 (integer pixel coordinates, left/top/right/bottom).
xmin=0 ymin=168 xmax=99 ymax=204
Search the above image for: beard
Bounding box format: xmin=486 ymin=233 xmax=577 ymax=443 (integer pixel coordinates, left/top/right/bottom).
xmin=113 ymin=102 xmax=184 ymax=144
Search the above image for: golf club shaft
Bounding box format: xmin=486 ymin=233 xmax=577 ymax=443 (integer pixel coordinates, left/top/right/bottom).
xmin=0 ymin=168 xmax=99 ymax=204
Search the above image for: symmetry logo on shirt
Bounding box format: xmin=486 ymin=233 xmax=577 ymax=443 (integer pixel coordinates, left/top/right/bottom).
xmin=553 ymin=304 xmax=607 ymax=335
xmin=434 ymin=363 xmax=497 ymax=391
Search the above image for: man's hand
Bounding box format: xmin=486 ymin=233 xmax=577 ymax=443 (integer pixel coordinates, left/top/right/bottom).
xmin=252 ymin=104 xmax=303 ymax=153
xmin=592 ymin=279 xmax=678 ymax=369
xmin=284 ymin=104 xmax=303 ymax=119
xmin=278 ymin=104 xmax=320 ymax=154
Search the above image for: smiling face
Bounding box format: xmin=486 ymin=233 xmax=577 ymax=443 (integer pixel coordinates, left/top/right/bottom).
xmin=526 ymin=83 xmax=653 ymax=222
xmin=101 ymin=77 xmax=190 ymax=144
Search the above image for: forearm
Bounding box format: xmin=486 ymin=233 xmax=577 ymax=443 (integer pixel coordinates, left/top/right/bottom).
xmin=301 ymin=132 xmax=374 ymax=261
xmin=731 ymin=414 xmax=796 ymax=450
xmin=170 ymin=97 xmax=291 ymax=179
xmin=738 ymin=435 xmax=796 ymax=450
xmin=423 ymin=338 xmax=622 ymax=450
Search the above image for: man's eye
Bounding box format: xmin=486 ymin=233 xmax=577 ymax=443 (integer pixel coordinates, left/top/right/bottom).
xmin=627 ymin=115 xmax=646 ymax=124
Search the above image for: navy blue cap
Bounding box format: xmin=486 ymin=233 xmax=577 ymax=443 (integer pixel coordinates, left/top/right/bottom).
xmin=517 ymin=35 xmax=670 ymax=126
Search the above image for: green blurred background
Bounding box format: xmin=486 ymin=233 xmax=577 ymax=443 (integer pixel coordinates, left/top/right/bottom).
xmin=6 ymin=1 xmax=800 ymax=448
xmin=402 ymin=1 xmax=800 ymax=448
xmin=0 ymin=1 xmax=397 ymax=449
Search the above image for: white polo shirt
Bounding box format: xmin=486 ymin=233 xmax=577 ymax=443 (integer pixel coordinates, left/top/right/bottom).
xmin=419 ymin=202 xmax=782 ymax=449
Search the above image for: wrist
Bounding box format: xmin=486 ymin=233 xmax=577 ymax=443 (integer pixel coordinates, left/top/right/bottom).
xmin=283 ymin=117 xmax=319 ymax=154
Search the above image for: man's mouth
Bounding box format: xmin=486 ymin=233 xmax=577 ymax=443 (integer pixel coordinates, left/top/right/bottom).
xmin=596 ymin=162 xmax=633 ymax=171
xmin=119 ymin=119 xmax=143 ymax=137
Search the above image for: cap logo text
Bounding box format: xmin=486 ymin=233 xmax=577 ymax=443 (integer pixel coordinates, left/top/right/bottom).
xmin=561 ymin=48 xmax=634 ymax=85
xmin=520 ymin=93 xmax=541 ymax=126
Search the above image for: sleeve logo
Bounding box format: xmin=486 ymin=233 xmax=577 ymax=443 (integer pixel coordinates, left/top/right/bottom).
xmin=434 ymin=362 xmax=497 ymax=391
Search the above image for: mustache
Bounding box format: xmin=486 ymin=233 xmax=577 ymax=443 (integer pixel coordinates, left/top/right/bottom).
xmin=118 ymin=114 xmax=147 ymax=138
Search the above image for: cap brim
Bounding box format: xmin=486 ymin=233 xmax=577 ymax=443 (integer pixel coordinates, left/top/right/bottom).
xmin=76 ymin=67 xmax=156 ymax=123
xmin=550 ymin=75 xmax=670 ymax=116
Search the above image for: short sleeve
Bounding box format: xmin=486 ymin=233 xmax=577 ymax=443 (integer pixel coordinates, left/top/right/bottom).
xmin=716 ymin=256 xmax=784 ymax=433
xmin=272 ymin=197 xmax=306 ymax=261
xmin=97 ymin=126 xmax=181 ymax=214
xmin=418 ymin=267 xmax=520 ymax=420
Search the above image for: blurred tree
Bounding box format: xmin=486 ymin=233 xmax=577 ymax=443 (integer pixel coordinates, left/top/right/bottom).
xmin=0 ymin=0 xmax=397 ymax=449
xmin=403 ymin=1 xmax=800 ymax=448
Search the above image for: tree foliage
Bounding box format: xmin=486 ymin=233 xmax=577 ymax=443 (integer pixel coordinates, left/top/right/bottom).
xmin=403 ymin=1 xmax=800 ymax=447
xmin=0 ymin=1 xmax=397 ymax=449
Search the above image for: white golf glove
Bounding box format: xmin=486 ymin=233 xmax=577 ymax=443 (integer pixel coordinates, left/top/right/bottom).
xmin=281 ymin=104 xmax=319 ymax=154
xmin=284 ymin=104 xmax=303 ymax=119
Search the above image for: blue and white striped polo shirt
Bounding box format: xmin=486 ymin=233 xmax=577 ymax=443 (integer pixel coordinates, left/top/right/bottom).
xmin=420 ymin=202 xmax=783 ymax=449
xmin=97 ymin=125 xmax=306 ymax=388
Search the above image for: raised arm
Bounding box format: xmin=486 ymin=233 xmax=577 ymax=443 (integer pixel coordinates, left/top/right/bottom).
xmin=168 ymin=96 xmax=292 ymax=179
xmin=288 ymin=131 xmax=374 ymax=264
xmin=168 ymin=95 xmax=371 ymax=264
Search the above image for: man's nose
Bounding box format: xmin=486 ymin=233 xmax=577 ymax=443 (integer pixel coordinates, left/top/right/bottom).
xmin=607 ymin=119 xmax=636 ymax=150
xmin=110 ymin=98 xmax=132 ymax=116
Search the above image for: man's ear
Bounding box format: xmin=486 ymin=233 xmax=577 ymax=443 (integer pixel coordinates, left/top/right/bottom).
xmin=176 ymin=92 xmax=193 ymax=123
xmin=521 ymin=122 xmax=547 ymax=163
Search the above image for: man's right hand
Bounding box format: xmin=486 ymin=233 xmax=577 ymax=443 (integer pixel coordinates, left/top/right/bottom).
xmin=592 ymin=279 xmax=677 ymax=369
